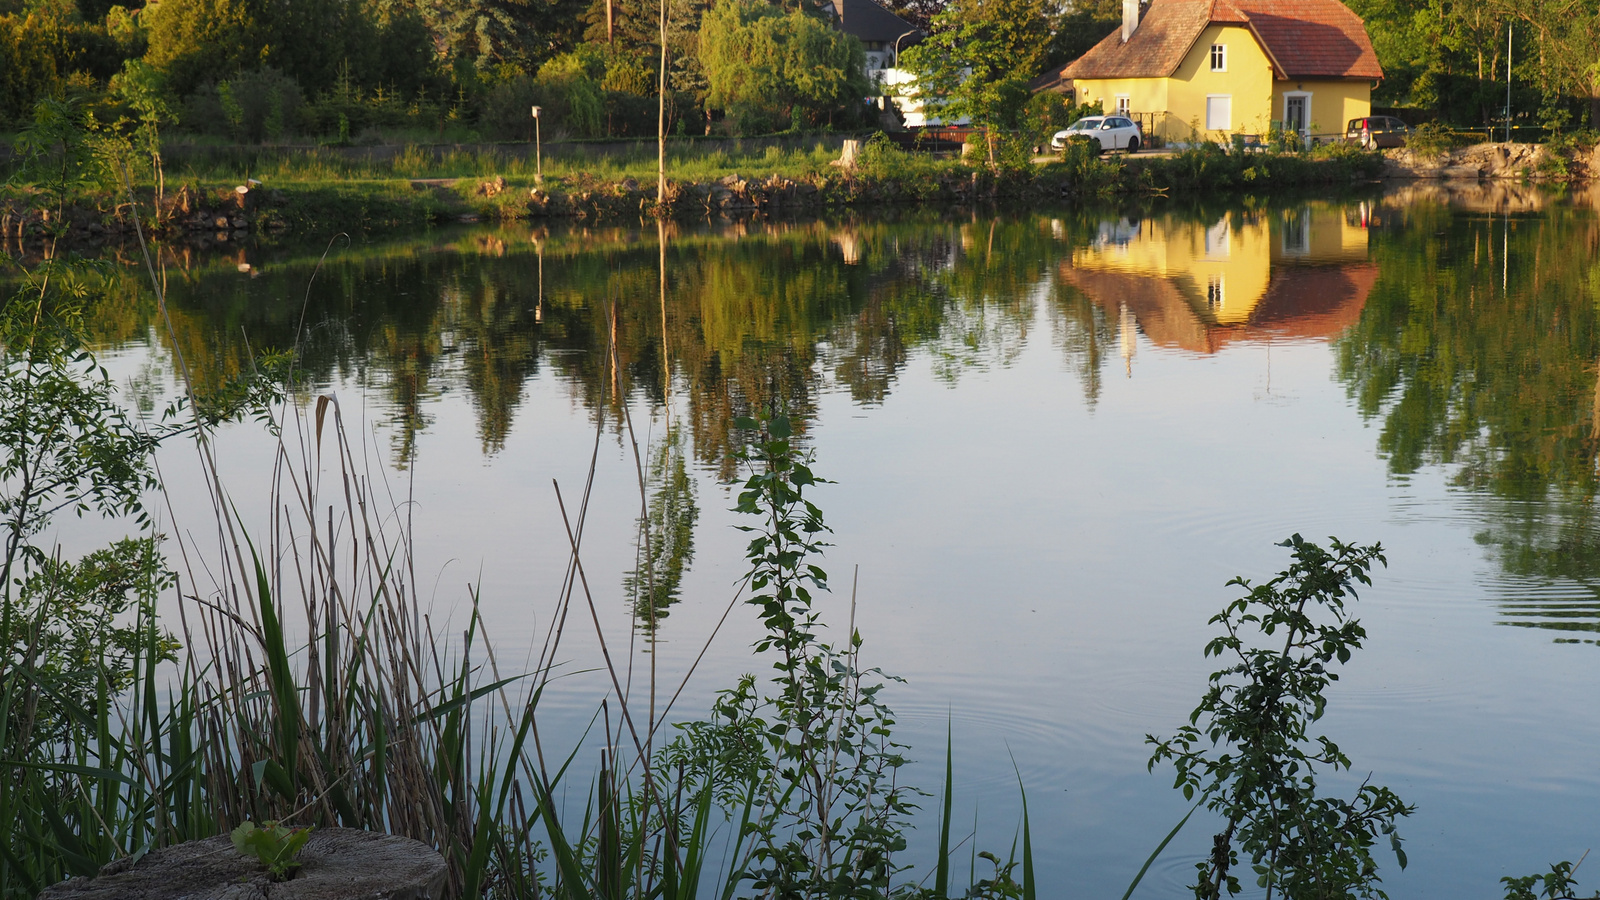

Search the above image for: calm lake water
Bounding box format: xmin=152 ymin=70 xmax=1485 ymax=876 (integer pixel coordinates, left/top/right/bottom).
xmin=83 ymin=181 xmax=1600 ymax=898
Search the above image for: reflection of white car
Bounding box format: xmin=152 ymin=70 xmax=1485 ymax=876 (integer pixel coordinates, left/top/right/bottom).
xmin=1051 ymin=116 xmax=1143 ymax=153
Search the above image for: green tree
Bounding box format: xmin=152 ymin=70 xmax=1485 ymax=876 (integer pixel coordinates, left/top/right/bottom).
xmin=698 ymin=0 xmax=869 ymax=132
xmin=107 ymin=59 xmax=172 ymax=205
xmin=900 ymin=0 xmax=1050 ymax=136
xmin=1044 ymin=0 xmax=1118 ymax=70
xmin=0 ymin=11 xmax=69 ymax=124
xmin=143 ymin=0 xmax=425 ymax=98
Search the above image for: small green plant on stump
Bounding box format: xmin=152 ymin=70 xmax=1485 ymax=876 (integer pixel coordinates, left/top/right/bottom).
xmin=231 ymin=822 xmax=313 ymax=881
xmin=1148 ymin=535 xmax=1413 ymax=900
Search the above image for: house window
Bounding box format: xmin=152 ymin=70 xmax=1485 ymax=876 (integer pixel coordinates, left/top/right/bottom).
xmin=1210 ymin=44 xmax=1226 ymax=71
xmin=1282 ymin=207 xmax=1310 ymax=254
xmin=1115 ymin=95 xmax=1130 ymax=115
xmin=1204 ymin=217 xmax=1230 ymax=258
xmin=1205 ymin=95 xmax=1231 ymax=131
xmin=1206 ymin=275 xmax=1225 ymax=310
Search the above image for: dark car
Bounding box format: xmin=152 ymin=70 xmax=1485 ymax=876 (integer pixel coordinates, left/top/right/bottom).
xmin=1345 ymin=116 xmax=1409 ymax=149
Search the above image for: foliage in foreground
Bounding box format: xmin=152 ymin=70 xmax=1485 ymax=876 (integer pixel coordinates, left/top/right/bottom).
xmin=1148 ymin=535 xmax=1412 ymax=900
xmin=1503 ymin=857 xmax=1599 ymax=900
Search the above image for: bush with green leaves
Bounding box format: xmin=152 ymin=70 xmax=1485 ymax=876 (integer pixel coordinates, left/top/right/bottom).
xmin=1148 ymin=535 xmax=1413 ymax=900
xmin=1405 ymin=122 xmax=1470 ymax=157
xmin=1021 ymin=92 xmax=1079 ymax=148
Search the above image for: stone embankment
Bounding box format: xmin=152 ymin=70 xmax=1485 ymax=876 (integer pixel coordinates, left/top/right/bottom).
xmin=1382 ymin=142 xmax=1598 ymax=180
xmin=518 ymin=170 xmax=1007 ymax=220
xmin=0 ymin=183 xmax=279 ymax=251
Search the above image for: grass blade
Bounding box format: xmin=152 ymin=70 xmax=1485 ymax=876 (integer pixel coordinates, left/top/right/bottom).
xmin=1121 ymin=802 xmax=1200 ymax=900
xmin=936 ymin=716 xmax=953 ymax=898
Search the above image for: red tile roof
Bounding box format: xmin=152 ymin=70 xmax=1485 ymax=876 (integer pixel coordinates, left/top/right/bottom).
xmin=1059 ymin=262 xmax=1376 ymax=355
xmin=1059 ymin=0 xmax=1381 ymax=82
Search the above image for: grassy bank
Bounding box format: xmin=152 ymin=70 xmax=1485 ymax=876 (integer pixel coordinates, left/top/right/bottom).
xmin=0 ymin=135 xmax=1388 ymax=247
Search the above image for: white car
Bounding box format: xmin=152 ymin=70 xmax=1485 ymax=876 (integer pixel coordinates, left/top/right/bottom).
xmin=1051 ymin=116 xmax=1143 ymax=153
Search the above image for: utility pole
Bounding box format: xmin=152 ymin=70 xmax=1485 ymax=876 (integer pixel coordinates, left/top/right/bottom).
xmin=1505 ymin=23 xmax=1512 ymax=143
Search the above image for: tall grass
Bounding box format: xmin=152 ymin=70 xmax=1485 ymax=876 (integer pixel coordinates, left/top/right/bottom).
xmin=2 ymin=177 xmax=1044 ymax=897
xmin=3 ymin=377 xmax=1033 ymax=900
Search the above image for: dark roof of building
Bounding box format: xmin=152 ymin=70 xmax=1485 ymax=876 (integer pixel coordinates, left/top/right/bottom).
xmin=1028 ymin=69 xmax=1074 ymax=94
xmin=829 ymin=0 xmax=919 ymax=44
xmin=1058 ymin=0 xmax=1380 ymax=81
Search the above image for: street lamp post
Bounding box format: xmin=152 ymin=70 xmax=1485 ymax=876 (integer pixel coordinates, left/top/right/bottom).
xmin=892 ymin=29 xmax=915 ymax=68
xmin=531 ymin=106 xmax=543 ymax=182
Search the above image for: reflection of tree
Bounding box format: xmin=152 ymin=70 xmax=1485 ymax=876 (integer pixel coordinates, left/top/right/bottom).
xmin=1046 ymin=288 xmax=1114 ymax=408
xmin=625 ymin=422 xmax=698 ymax=637
xmin=76 ymin=214 xmax=1097 ymax=477
xmin=1475 ymin=498 xmax=1600 ymax=640
xmin=1335 ymin=199 xmax=1600 ymax=636
xmin=443 ymin=264 xmax=543 ymax=454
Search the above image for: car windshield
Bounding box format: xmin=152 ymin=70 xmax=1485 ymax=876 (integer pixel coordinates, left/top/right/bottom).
xmin=1071 ymin=118 xmax=1103 ymax=130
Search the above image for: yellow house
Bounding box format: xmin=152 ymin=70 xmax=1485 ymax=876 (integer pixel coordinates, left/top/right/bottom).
xmin=1057 ymin=0 xmax=1383 ymax=145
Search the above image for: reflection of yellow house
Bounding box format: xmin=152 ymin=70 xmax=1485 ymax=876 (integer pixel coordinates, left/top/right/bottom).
xmin=1060 ymin=204 xmax=1376 ymax=354
xmin=1056 ymin=0 xmax=1382 ymax=144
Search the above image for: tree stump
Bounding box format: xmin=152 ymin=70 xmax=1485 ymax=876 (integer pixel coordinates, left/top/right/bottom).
xmin=38 ymin=828 xmax=447 ymax=900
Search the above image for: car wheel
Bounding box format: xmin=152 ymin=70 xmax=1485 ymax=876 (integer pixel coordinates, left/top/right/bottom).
xmin=1127 ymin=136 xmax=1140 ymax=153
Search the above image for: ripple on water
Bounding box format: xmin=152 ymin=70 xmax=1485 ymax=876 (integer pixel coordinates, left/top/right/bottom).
xmin=1482 ymin=574 xmax=1600 ymax=638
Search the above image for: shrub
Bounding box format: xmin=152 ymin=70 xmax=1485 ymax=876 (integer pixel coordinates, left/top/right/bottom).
xmin=1406 ymin=122 xmax=1469 ymax=157
xmin=1148 ymin=535 xmax=1413 ymax=900
xmin=1021 ymin=90 xmax=1076 ymax=147
xmin=183 ymin=68 xmax=304 ymax=142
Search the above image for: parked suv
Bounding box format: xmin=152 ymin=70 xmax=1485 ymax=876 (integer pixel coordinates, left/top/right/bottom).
xmin=1345 ymin=116 xmax=1409 ymax=149
xmin=1052 ymin=116 xmax=1143 ymax=154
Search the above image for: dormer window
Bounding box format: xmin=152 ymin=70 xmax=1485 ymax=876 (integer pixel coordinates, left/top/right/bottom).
xmin=1210 ymin=44 xmax=1226 ymax=71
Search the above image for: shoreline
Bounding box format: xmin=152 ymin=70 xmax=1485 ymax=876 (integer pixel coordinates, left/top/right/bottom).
xmin=1 ymin=140 xmax=1584 ymax=253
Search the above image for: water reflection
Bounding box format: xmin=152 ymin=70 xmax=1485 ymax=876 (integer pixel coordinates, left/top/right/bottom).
xmin=1339 ymin=187 xmax=1600 ymax=637
xmin=68 ymin=191 xmax=1600 ymax=637
xmin=1061 ymin=202 xmax=1375 ymax=358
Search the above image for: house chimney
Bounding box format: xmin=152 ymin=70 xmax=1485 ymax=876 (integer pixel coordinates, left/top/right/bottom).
xmin=1122 ymin=0 xmax=1139 ymax=41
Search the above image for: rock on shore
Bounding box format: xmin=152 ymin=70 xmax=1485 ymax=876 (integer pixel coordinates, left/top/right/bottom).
xmin=1381 ymin=142 xmax=1576 ymax=180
